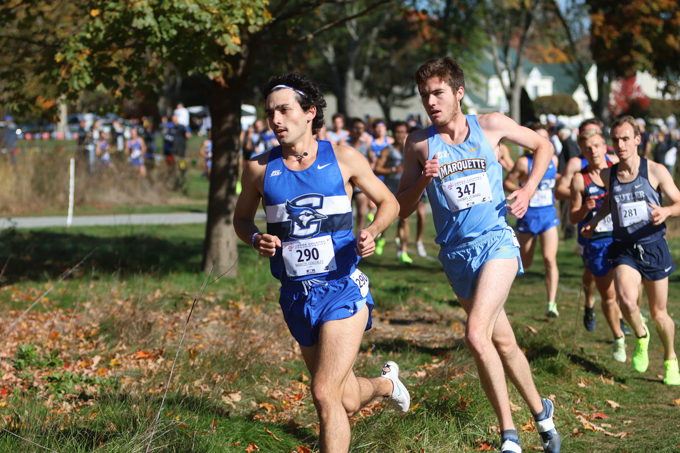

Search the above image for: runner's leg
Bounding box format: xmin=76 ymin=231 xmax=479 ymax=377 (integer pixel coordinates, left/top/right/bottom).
xmin=538 ymin=226 xmax=559 ymax=304
xmin=299 ymin=305 xmax=392 ymax=453
xmin=594 ymin=272 xmax=623 ymax=338
xmin=457 ymin=258 xmax=541 ymax=430
xmin=613 ymin=265 xmax=646 ymax=337
xmin=517 ymin=232 xmax=537 ymax=269
xmin=643 ymin=277 xmax=677 ymax=361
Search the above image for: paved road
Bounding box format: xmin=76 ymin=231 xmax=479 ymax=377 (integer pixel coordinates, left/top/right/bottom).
xmin=1 ymin=213 xmax=210 ymax=229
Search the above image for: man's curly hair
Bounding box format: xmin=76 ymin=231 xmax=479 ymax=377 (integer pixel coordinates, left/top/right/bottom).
xmin=262 ymin=73 xmax=327 ymax=135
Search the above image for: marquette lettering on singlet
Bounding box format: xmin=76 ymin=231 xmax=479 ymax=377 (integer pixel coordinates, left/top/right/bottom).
xmin=263 ymin=141 xmax=357 ymax=281
xmin=425 ymin=115 xmax=506 ymax=245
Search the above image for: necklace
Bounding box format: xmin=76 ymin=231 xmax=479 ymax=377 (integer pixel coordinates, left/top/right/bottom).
xmin=282 ymin=143 xmax=315 ymax=162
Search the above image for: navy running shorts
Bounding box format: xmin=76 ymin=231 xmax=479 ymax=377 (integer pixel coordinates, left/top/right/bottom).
xmin=608 ymin=238 xmax=676 ymax=281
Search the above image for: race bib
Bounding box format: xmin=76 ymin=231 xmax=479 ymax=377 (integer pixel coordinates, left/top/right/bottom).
xmin=529 ymin=179 xmax=555 ymax=208
xmin=442 ymin=172 xmax=493 ymax=212
xmin=282 ymin=236 xmax=337 ymax=277
xmin=594 ymin=213 xmax=613 ymax=233
xmin=349 ymin=269 xmax=370 ymax=298
xmin=618 ymin=200 xmax=648 ymax=227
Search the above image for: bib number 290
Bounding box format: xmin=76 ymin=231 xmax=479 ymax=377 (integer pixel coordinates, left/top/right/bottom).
xmin=297 ymin=248 xmax=320 ymax=262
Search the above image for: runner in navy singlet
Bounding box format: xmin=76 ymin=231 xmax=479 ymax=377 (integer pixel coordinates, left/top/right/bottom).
xmin=582 ymin=116 xmax=680 ymax=385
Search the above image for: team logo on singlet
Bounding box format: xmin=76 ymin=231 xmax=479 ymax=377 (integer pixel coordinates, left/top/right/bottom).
xmin=439 ymin=158 xmax=486 ymax=181
xmin=285 ymin=194 xmax=328 ymax=239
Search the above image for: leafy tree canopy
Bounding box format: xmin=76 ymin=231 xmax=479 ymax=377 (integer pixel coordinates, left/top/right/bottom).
xmin=533 ymin=93 xmax=580 ymax=116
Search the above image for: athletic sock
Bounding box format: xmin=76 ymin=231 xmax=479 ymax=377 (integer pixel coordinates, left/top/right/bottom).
xmin=614 ymin=335 xmax=624 ymax=340
xmin=501 ymin=429 xmax=519 ymax=443
xmin=533 ymin=399 xmax=548 ymax=421
xmin=636 ymin=332 xmax=648 ymax=339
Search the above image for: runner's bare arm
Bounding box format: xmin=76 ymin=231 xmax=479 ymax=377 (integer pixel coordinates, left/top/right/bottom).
xmin=478 ymin=113 xmax=553 ymax=218
xmin=396 ymin=130 xmax=433 ymax=219
xmin=199 ymin=140 xmax=208 ymax=158
xmin=337 ymin=145 xmax=399 ymax=257
xmin=555 ymin=156 xmax=583 ymax=200
xmin=374 ymin=147 xmax=400 ymax=176
xmin=649 ymin=161 xmax=680 ymax=225
xmin=569 ymin=172 xmax=590 ymax=224
xmin=140 ymin=137 xmax=147 ymax=154
xmin=503 ymin=156 xmax=528 ymax=193
xmin=233 ymin=154 xmax=281 ymax=257
xmin=552 ymin=155 xmax=562 ymax=185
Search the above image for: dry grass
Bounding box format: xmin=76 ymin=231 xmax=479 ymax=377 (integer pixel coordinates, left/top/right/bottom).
xmin=0 ymin=153 xmax=167 ymax=215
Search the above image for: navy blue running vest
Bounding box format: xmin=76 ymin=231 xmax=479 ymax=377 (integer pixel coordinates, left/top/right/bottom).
xmin=263 ymin=141 xmax=357 ymax=283
xmin=579 ymin=161 xmax=613 ymax=241
xmin=609 ymin=158 xmax=665 ymax=244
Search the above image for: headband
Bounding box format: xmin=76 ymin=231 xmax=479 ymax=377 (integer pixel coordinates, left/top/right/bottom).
xmin=271 ymin=84 xmax=306 ymax=97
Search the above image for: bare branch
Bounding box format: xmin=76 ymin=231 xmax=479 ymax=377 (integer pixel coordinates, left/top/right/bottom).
xmin=262 ymin=0 xmax=393 ymax=46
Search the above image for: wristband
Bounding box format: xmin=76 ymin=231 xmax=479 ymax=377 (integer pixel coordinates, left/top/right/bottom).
xmin=251 ymin=232 xmax=261 ymax=248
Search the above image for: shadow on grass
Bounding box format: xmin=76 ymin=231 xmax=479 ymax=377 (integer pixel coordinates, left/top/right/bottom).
xmin=0 ymin=229 xmax=204 ymax=282
xmin=368 ymin=337 xmax=465 ymax=356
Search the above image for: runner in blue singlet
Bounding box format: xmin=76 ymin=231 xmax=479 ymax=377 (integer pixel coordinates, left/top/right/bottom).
xmin=504 ymin=123 xmax=560 ymax=318
xmin=398 ymin=57 xmax=561 ymax=453
xmin=234 ymin=73 xmax=410 ymax=451
xmin=125 ymin=127 xmax=147 ymax=178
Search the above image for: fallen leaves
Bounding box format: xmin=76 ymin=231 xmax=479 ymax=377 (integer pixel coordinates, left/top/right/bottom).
xmin=606 ymin=400 xmax=621 ymax=409
xmin=264 ymin=427 xmax=281 ymax=441
xmin=245 ymin=443 xmax=260 ymax=452
xmin=672 ymin=398 xmax=680 ymax=407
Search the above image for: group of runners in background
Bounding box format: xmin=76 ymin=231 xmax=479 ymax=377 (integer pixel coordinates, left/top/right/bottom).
xmin=234 ymin=57 xmax=679 ymax=453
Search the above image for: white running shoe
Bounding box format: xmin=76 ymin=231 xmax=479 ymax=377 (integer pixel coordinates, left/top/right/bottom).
xmin=501 ymin=439 xmax=522 ymax=453
xmin=613 ymin=336 xmax=626 ymax=362
xmin=416 ymin=241 xmax=427 ymax=257
xmin=380 ymin=361 xmax=410 ymax=412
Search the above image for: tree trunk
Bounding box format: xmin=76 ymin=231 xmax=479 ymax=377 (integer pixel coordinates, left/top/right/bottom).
xmin=202 ymin=80 xmax=242 ymax=276
xmin=594 ymin=69 xmax=611 ymax=122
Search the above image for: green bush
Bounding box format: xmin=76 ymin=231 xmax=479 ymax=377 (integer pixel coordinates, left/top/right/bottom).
xmin=533 ymin=94 xmax=580 ymax=116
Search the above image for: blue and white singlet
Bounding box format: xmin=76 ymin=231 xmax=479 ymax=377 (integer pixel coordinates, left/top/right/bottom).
xmin=609 ymin=158 xmax=665 ymax=244
xmin=425 ymin=115 xmax=507 ymax=246
xmin=524 ymin=153 xmax=556 ymax=211
xmin=263 ymin=140 xmax=357 ymax=284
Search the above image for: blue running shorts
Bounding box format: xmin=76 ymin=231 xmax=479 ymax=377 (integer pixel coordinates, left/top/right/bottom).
xmin=516 ymin=207 xmax=560 ymax=237
xmin=439 ymin=227 xmax=524 ymax=300
xmin=582 ymin=237 xmax=613 ymax=277
xmin=278 ymin=269 xmax=374 ymax=347
xmin=608 ymin=238 xmax=676 ymax=281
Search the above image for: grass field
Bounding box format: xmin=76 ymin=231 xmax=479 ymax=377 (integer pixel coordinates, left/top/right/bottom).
xmin=1 ymin=210 xmax=679 ymax=453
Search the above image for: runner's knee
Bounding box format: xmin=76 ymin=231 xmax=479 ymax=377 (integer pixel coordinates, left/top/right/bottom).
xmin=465 ymin=329 xmax=494 ymax=357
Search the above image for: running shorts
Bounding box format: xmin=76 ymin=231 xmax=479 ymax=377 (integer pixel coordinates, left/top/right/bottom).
xmin=279 ymin=269 xmax=374 ymax=347
xmin=439 ymin=227 xmax=524 ymax=300
xmin=608 ymin=238 xmax=676 ymax=281
xmin=582 ymin=237 xmax=613 ymax=277
xmin=516 ymin=207 xmax=560 ymax=237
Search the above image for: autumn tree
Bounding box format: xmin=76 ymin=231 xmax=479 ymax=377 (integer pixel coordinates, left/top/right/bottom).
xmin=480 ymin=0 xmax=551 ymax=122
xmin=0 ymin=0 xmax=390 ymax=276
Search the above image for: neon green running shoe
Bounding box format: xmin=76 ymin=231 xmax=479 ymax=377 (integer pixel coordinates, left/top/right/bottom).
xmin=546 ymin=301 xmax=559 ymax=318
xmin=664 ymin=358 xmax=680 ymax=385
xmin=366 ymin=212 xmax=375 ymax=223
xmin=632 ymin=324 xmax=650 ymax=373
xmin=399 ymin=251 xmax=413 ymax=264
xmin=236 ymin=181 xmax=242 ymax=195
xmin=612 ymin=336 xmax=626 ymax=363
xmin=375 ymin=237 xmax=386 ymax=256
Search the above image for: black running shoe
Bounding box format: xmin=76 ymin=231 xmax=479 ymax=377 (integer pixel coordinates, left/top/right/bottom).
xmin=620 ymin=319 xmax=632 ymax=336
xmin=583 ymin=307 xmax=596 ymax=331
